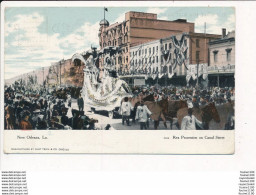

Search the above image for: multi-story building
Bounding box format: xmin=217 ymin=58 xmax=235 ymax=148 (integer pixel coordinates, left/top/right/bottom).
xmin=128 ymin=39 xmax=162 ymax=85
xmin=208 ymin=29 xmax=235 ymax=87
xmin=47 ymin=59 xmax=84 ymax=88
xmin=128 ymin=31 xmax=221 ymax=86
xmin=98 ymin=11 xmax=195 ymax=73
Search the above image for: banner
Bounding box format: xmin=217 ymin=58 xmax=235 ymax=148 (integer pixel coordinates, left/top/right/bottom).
xmin=186 ymin=63 xmax=208 ymax=82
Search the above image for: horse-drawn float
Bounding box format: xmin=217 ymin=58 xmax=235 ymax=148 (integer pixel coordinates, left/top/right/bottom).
xmin=71 ymin=46 xmax=132 ymax=118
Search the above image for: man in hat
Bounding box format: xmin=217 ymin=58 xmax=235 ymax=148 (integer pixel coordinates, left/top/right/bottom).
xmin=77 ymin=94 xmax=84 ymax=112
xmin=192 ymin=95 xmax=199 ymax=108
xmin=181 ymin=102 xmax=203 ymax=130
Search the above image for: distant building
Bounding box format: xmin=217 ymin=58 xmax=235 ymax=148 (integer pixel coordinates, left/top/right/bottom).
xmin=98 ymin=11 xmax=195 ymax=73
xmin=128 ymin=32 xmax=221 ymax=86
xmin=208 ymin=29 xmax=235 ymax=87
xmin=47 ymin=59 xmax=84 ymax=88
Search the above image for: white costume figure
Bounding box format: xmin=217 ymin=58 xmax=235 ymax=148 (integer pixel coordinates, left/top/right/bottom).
xmin=136 ymin=103 xmax=152 ymax=123
xmin=181 ymin=103 xmax=203 ymax=130
xmin=121 ymin=101 xmax=133 ymax=116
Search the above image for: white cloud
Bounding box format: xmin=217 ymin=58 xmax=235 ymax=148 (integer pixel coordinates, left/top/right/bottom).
xmin=194 ymin=13 xmax=235 ymax=34
xmin=4 ymin=12 xmax=100 ymax=79
xmin=223 ymin=14 xmax=235 ymax=33
xmin=158 ymin=16 xmax=168 ymax=20
xmin=146 ymin=8 xmax=167 ymax=15
xmin=194 ymin=14 xmax=218 ymax=27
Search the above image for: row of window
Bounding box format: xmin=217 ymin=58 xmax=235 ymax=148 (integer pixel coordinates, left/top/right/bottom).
xmin=131 ymin=43 xmax=174 ymax=57
xmin=132 ymin=56 xmax=159 ymax=65
xmin=101 ymin=35 xmax=128 ymax=47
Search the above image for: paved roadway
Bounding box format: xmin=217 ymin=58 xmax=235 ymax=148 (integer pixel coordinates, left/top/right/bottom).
xmin=66 ymin=99 xmax=179 ymax=130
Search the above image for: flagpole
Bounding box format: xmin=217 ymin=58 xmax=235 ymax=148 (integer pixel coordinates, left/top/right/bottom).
xmin=104 ymin=7 xmax=105 ymax=23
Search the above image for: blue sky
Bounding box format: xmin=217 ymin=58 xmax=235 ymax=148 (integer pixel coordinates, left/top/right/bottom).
xmin=4 ymin=7 xmax=235 ymax=79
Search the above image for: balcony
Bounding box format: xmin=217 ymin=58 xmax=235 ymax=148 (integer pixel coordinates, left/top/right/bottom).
xmin=208 ymin=65 xmax=235 ymax=74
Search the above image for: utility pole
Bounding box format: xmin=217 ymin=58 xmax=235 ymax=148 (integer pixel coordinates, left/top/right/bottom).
xmin=42 ymin=67 xmax=44 ymax=88
xmin=196 ymin=58 xmax=199 ymax=90
xmin=59 ymin=59 xmax=64 ymax=87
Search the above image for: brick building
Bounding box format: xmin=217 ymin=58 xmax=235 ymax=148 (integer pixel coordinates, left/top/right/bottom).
xmin=98 ymin=11 xmax=195 ymax=73
xmin=47 ymin=59 xmax=84 ymax=88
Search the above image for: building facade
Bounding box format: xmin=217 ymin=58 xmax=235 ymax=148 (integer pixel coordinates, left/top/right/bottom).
xmin=208 ymin=30 xmax=235 ymax=87
xmin=98 ymin=11 xmax=195 ymax=73
xmin=47 ymin=59 xmax=84 ymax=88
xmin=128 ymin=31 xmax=221 ymax=86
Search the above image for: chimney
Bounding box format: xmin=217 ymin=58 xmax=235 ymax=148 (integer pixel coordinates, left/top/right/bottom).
xmin=222 ymin=28 xmax=226 ymax=38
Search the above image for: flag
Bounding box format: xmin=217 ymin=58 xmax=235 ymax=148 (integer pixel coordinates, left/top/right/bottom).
xmin=104 ymin=8 xmax=108 ymax=12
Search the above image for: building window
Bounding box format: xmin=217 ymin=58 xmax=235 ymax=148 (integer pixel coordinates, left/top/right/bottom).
xmin=149 ymin=48 xmax=151 ymax=54
xmin=139 ymin=50 xmax=141 ymax=56
xmin=196 ymin=39 xmax=200 ymax=48
xmin=169 ymin=43 xmax=172 ymax=49
xmin=213 ymin=51 xmax=218 ymax=62
xmin=196 ymin=51 xmax=200 ymax=62
xmin=226 ymin=48 xmax=232 ymax=62
xmin=142 ymin=59 xmax=144 ymax=64
xmin=145 ymin=58 xmax=147 ymax=63
xmin=142 ymin=49 xmax=144 ymax=55
xmin=153 ymin=47 xmax=155 ymax=54
xmin=156 ymin=56 xmax=158 ymax=63
xmin=153 ymin=57 xmax=155 ymax=63
xmin=145 ymin=49 xmax=147 ymax=54
xmin=165 ymin=44 xmax=167 ymax=50
xmin=184 ymin=39 xmax=187 ymax=47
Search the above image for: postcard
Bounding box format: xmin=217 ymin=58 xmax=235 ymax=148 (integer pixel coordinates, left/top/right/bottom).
xmin=2 ymin=4 xmax=235 ymax=154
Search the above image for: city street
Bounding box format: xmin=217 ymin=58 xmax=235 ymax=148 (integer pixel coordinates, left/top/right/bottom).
xmin=67 ymin=99 xmax=178 ymax=130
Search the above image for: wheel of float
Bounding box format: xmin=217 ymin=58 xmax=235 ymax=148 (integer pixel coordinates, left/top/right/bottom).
xmin=108 ymin=111 xmax=114 ymax=119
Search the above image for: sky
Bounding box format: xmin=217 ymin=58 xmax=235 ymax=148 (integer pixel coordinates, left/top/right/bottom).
xmin=4 ymin=7 xmax=235 ymax=79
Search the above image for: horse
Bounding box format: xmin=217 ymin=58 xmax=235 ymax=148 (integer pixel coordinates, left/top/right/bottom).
xmin=144 ymin=98 xmax=168 ymax=129
xmin=165 ymin=100 xmax=188 ymax=129
xmin=144 ymin=98 xmax=188 ymax=130
xmin=209 ymin=101 xmax=234 ymax=130
xmin=5 ymin=105 xmax=16 ymax=130
xmin=177 ymin=102 xmax=220 ymax=130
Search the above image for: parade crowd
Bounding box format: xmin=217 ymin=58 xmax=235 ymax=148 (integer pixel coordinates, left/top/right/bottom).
xmin=4 ymin=85 xmax=97 ymax=130
xmin=4 ymin=82 xmax=235 ymax=130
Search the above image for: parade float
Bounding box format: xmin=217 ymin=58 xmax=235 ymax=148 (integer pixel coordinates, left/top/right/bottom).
xmin=72 ymin=46 xmax=132 ymax=118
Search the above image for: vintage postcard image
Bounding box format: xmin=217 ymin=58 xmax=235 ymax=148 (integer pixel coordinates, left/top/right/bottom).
xmin=2 ymin=4 xmax=235 ymax=154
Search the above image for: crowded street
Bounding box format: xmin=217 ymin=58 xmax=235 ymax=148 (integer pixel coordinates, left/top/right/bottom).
xmin=4 ymin=82 xmax=235 ymax=130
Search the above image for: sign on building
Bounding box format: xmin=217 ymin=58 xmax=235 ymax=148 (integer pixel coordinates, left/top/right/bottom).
xmin=134 ymin=78 xmax=145 ymax=86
